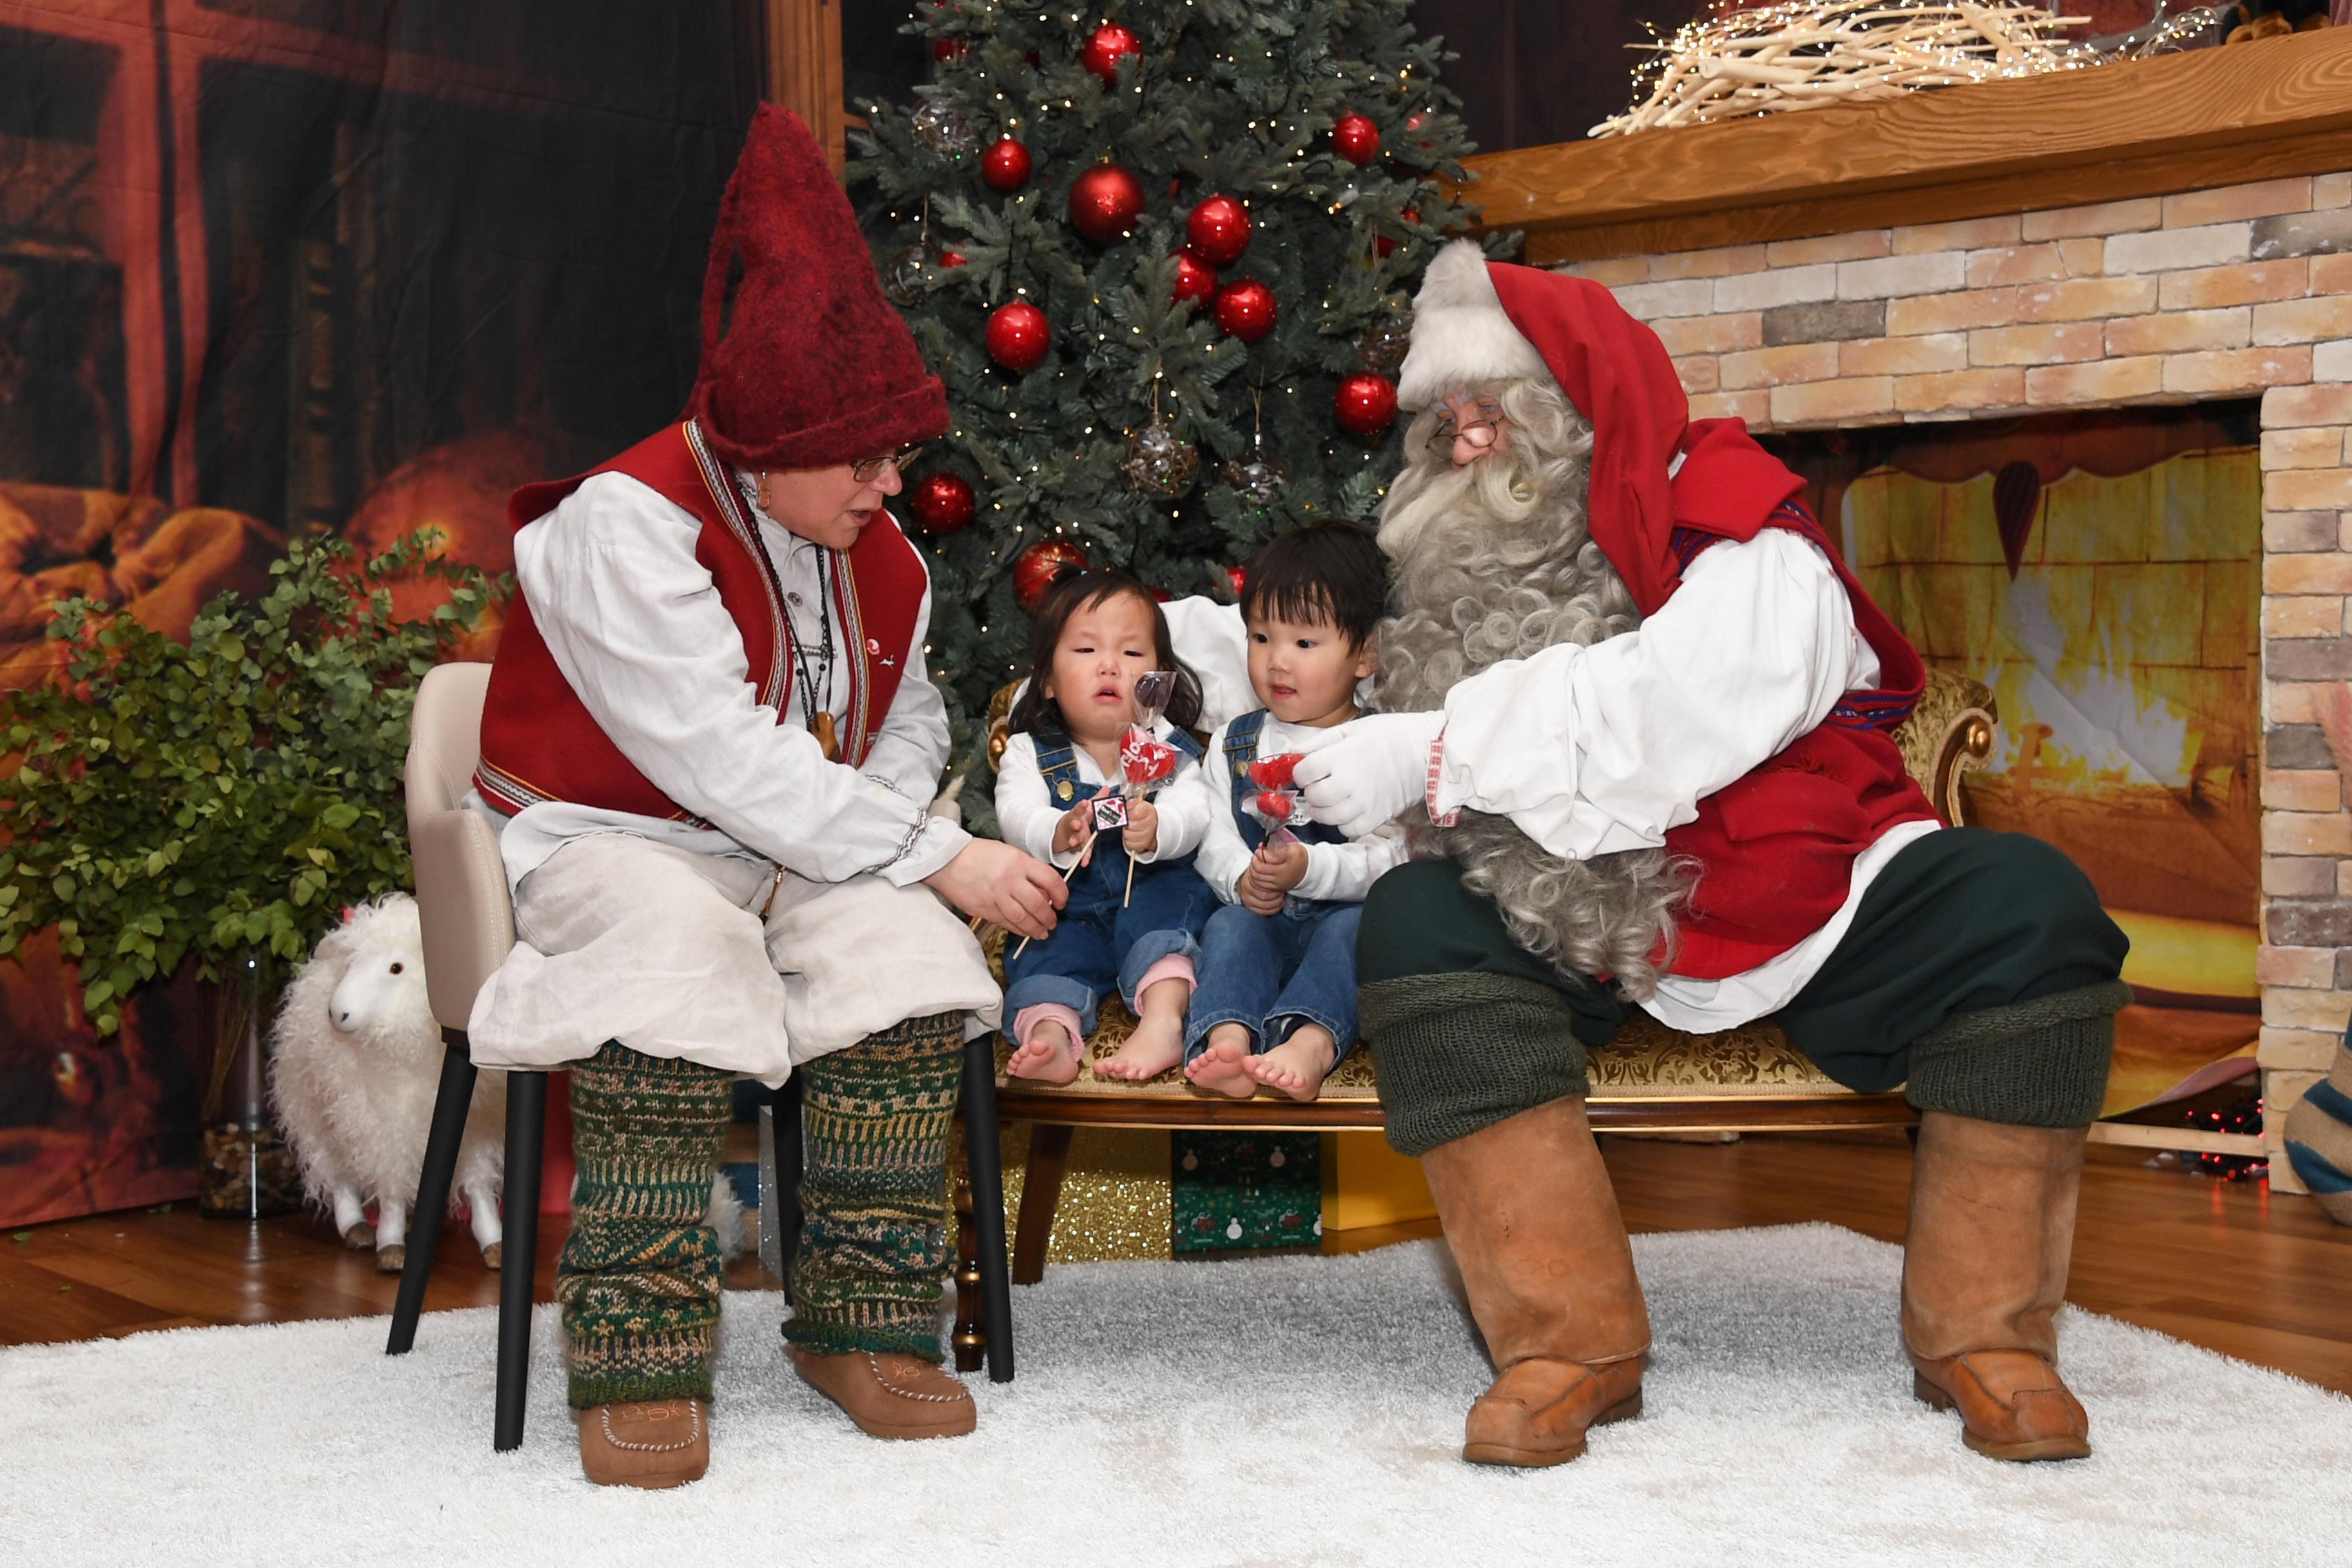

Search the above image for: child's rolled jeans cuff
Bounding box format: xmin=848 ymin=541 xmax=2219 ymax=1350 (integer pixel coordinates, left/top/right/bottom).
xmin=1182 ymin=1008 xmax=1261 ymax=1061
xmin=1266 ymin=1008 xmax=1355 ymax=1066
xmin=1128 ymin=952 xmax=1196 ymax=1006
xmin=1011 ymin=1003 xmax=1088 ymax=1053
xmin=1117 ymin=930 xmax=1200 ymax=1008
xmin=1001 ymin=973 xmax=1099 ymax=1039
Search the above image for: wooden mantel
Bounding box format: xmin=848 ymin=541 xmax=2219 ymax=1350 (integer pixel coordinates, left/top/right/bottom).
xmin=1460 ymin=27 xmax=2352 ymax=265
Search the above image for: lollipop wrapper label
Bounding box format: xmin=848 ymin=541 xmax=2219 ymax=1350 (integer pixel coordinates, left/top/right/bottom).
xmin=1090 ymin=794 xmax=1130 ymax=831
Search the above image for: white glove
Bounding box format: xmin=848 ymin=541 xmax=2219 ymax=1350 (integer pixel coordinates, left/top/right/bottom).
xmin=1291 ymin=710 xmax=1447 ymax=839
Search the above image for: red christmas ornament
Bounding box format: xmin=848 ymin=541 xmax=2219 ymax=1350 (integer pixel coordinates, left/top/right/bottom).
xmin=1186 ymin=194 xmax=1251 ymax=265
xmin=1333 ymin=371 xmax=1398 ymax=437
xmin=938 ymin=249 xmax=969 ymax=268
xmin=1213 ymin=278 xmax=1277 ymax=344
xmin=1068 ymin=162 xmax=1144 ymax=243
xmin=1225 ymin=564 xmax=1247 ymax=598
xmin=1171 ymin=248 xmax=1217 ymax=305
xmin=985 ymin=300 xmax=1050 ymax=371
xmin=932 ymin=37 xmax=969 ymax=61
xmin=1080 ymin=22 xmax=1141 ymax=81
xmin=1376 ymin=206 xmax=1418 ymax=260
xmin=1014 ymin=540 xmax=1090 ymax=611
xmin=981 ymin=136 xmax=1032 ymax=192
xmin=1331 ymin=112 xmax=1380 ymax=164
xmin=1149 ymin=587 xmax=1173 ymax=603
xmin=909 ymin=472 xmax=976 ymax=534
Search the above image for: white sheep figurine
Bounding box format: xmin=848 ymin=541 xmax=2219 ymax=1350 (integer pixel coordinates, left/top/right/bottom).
xmin=270 ymin=893 xmax=749 ymax=1274
xmin=270 ymin=894 xmax=507 ymax=1273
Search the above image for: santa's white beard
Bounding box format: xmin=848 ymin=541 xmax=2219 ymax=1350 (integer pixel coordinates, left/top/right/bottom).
xmin=1376 ymin=443 xmax=1687 ymax=999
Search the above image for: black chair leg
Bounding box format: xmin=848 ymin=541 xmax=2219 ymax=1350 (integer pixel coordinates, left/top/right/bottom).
xmin=387 ymin=1030 xmax=478 ymax=1356
xmin=771 ymin=1073 xmax=804 ymax=1303
xmin=959 ymin=1036 xmax=1015 ymax=1384
xmin=494 ymin=1068 xmax=548 ymax=1453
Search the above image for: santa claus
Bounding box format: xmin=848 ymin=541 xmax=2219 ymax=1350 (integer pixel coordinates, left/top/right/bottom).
xmin=1293 ymin=241 xmax=2131 ymax=1469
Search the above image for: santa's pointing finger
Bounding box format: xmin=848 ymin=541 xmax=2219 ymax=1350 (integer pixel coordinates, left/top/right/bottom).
xmin=1289 ymin=709 xmax=1446 ymax=839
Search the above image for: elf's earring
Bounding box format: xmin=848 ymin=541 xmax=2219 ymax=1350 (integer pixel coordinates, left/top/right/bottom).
xmin=756 ymin=471 xmax=772 ymax=514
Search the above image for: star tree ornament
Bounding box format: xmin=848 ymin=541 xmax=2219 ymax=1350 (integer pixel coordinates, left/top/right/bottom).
xmin=1213 ymin=277 xmax=1277 ymax=344
xmin=1080 ymin=22 xmax=1141 ymax=81
xmin=1068 ymin=162 xmax=1145 ymax=244
xmin=909 ymin=472 xmax=976 ymax=534
xmin=1014 ymin=539 xmax=1090 ymax=611
xmin=1334 ymin=371 xmax=1399 ymax=438
xmin=1123 ymin=387 xmax=1199 ymax=499
xmin=1331 ymin=112 xmax=1381 ymax=164
xmin=1186 ymin=194 xmax=1251 ymax=265
xmin=981 ymin=135 xmax=1032 ymax=191
xmin=985 ymin=300 xmax=1050 ymax=371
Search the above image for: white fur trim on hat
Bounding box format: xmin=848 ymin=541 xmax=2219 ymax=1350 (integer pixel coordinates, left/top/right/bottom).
xmin=1396 ymin=239 xmax=1552 ymax=411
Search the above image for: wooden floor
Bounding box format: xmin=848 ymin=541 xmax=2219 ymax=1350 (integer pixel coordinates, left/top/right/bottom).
xmin=7 ymin=1131 xmax=2349 ymax=1393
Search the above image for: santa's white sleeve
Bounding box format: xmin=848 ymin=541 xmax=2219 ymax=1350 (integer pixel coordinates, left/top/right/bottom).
xmin=1295 ymin=820 xmax=1410 ymax=903
xmin=518 ymin=473 xmax=967 ymax=885
xmin=1141 ymin=750 xmax=1211 ymax=863
xmin=993 ymin=731 xmax=1080 ymax=867
xmin=1429 ymin=529 xmax=1870 ymax=861
xmin=1185 ymin=720 xmax=1253 ymax=902
xmin=857 ymin=564 xmax=953 ymax=804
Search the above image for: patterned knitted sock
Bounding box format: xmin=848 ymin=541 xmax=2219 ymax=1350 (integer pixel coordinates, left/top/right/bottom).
xmin=2284 ymin=1040 xmax=2352 ymax=1225
xmin=783 ymin=1010 xmax=965 ymax=1362
xmin=554 ymin=1042 xmax=733 ymax=1408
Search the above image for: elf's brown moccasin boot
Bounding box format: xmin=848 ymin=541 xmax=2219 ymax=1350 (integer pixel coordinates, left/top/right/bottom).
xmin=790 ymin=1348 xmax=977 ymax=1440
xmin=576 ymin=1398 xmax=710 ymax=1489
xmin=1420 ymin=1095 xmax=1651 ymax=1469
xmin=1902 ymin=1111 xmax=2093 ymax=1463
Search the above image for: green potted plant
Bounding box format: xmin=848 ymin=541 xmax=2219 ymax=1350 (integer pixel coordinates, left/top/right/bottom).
xmin=0 ymin=530 xmax=504 ymax=1217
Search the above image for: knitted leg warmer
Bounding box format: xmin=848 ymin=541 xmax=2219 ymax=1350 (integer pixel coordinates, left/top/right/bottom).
xmin=1905 ymin=981 xmax=2131 ymax=1128
xmin=1358 ymin=974 xmax=1591 ymax=1158
xmin=555 ymin=1042 xmax=734 ymax=1409
xmin=783 ymin=1010 xmax=966 ymax=1362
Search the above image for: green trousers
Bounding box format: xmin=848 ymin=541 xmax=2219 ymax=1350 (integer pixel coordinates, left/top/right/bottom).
xmin=1357 ymin=828 xmax=2131 ymax=1157
xmin=554 ymin=1010 xmax=966 ymax=1408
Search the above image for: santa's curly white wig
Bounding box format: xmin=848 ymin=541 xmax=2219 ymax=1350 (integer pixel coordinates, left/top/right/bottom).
xmin=1376 ymin=374 xmax=1687 ymax=998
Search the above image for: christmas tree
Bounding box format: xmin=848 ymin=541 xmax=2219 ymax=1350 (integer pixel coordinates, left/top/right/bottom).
xmin=848 ymin=0 xmax=1489 ymax=774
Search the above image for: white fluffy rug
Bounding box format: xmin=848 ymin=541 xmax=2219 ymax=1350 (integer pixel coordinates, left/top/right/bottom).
xmin=6 ymin=1224 xmax=2347 ymax=1567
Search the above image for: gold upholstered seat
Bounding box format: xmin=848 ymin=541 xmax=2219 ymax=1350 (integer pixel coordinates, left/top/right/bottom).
xmin=974 ymin=670 xmax=1998 ymax=1284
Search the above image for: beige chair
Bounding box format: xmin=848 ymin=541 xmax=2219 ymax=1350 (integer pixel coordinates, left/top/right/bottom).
xmin=384 ymin=662 xmax=550 ymax=1452
xmin=385 ymin=663 xmax=1019 ymax=1436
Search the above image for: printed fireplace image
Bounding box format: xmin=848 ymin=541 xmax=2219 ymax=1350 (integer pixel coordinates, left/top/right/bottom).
xmin=1774 ymin=406 xmax=2265 ymax=1116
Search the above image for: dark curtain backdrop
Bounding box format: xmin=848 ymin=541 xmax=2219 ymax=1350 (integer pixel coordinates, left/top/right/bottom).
xmin=0 ymin=1 xmax=762 ymax=1227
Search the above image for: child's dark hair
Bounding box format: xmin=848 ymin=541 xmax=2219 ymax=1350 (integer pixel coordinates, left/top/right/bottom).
xmin=1240 ymin=522 xmax=1387 ymax=649
xmin=1007 ymin=567 xmax=1203 ymax=738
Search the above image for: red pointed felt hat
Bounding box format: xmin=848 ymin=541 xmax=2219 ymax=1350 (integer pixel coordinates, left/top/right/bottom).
xmin=686 ymin=104 xmax=948 ymax=470
xmin=1398 ymin=240 xmax=1803 ymax=616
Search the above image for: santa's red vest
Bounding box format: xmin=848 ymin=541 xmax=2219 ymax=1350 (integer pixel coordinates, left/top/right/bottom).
xmin=1656 ymin=501 xmax=1939 ymax=981
xmin=474 ymin=420 xmax=926 ymax=822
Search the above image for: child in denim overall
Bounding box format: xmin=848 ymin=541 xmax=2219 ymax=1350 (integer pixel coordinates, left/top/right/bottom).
xmin=995 ymin=570 xmax=1217 ymax=1084
xmin=1168 ymin=525 xmax=1406 ymax=1101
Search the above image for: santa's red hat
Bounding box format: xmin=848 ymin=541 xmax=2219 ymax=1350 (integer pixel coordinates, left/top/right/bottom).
xmin=1396 ymin=239 xmax=1802 ymax=616
xmin=686 ymin=104 xmax=948 ymax=470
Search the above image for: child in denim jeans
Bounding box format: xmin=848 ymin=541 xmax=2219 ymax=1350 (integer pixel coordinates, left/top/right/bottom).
xmin=995 ymin=570 xmax=1217 ymax=1084
xmin=1168 ymin=524 xmax=1406 ymax=1101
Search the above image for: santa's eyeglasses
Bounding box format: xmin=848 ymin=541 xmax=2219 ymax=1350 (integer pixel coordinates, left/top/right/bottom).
xmin=1427 ymin=398 xmax=1505 ymax=456
xmin=850 ymin=443 xmax=926 ymax=482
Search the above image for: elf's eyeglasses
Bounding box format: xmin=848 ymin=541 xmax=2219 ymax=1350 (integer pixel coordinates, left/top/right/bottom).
xmin=850 ymin=443 xmax=926 ymax=482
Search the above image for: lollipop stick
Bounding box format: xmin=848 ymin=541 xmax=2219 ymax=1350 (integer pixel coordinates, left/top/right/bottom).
xmin=1010 ymin=837 xmax=1092 ymax=959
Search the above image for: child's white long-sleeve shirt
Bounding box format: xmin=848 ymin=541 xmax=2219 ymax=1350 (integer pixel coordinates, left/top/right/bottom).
xmin=994 ymin=720 xmax=1211 ymax=870
xmin=1168 ymin=712 xmax=1409 ymax=905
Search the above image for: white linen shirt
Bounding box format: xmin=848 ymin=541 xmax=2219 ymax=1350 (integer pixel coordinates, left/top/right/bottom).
xmin=1426 ymin=527 xmax=1940 ymax=1031
xmin=1170 ymin=713 xmax=1411 ymax=905
xmin=466 ymin=469 xmax=969 ymax=895
xmin=994 ymin=722 xmax=1211 ymax=870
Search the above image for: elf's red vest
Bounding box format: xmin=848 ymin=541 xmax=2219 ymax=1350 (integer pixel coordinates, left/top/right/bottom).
xmin=1656 ymin=502 xmax=1939 ymax=981
xmin=474 ymin=420 xmax=925 ymax=822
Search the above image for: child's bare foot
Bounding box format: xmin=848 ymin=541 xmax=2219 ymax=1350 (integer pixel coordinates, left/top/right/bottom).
xmin=1095 ymin=1011 xmax=1184 ymax=1081
xmin=1246 ymin=1026 xmax=1337 ymax=1102
xmin=1006 ymin=1021 xmax=1083 ymax=1085
xmin=1184 ymin=1026 xmax=1258 ymax=1099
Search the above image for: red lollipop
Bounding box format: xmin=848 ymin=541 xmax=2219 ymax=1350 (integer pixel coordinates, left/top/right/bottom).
xmin=1186 ymin=195 xmax=1251 ymax=265
xmin=1214 ymin=278 xmax=1277 ymax=344
xmin=1332 ymin=112 xmax=1380 ymax=164
xmin=985 ymin=300 xmax=1051 ymax=371
xmin=1068 ymin=162 xmax=1144 ymax=243
xmin=1119 ymin=727 xmax=1179 ymax=788
xmin=1171 ymin=248 xmax=1217 ymax=305
xmin=1247 ymin=752 xmax=1301 ymax=790
xmin=1081 ymin=22 xmax=1141 ymax=81
xmin=981 ymin=136 xmax=1032 ymax=191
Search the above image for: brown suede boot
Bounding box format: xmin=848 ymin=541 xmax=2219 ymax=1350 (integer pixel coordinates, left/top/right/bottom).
xmin=1418 ymin=1095 xmax=1650 ymax=1467
xmin=576 ymin=1399 xmax=710 ymax=1489
xmin=790 ymin=1348 xmax=977 ymax=1440
xmin=1903 ymin=1110 xmax=2093 ymax=1463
